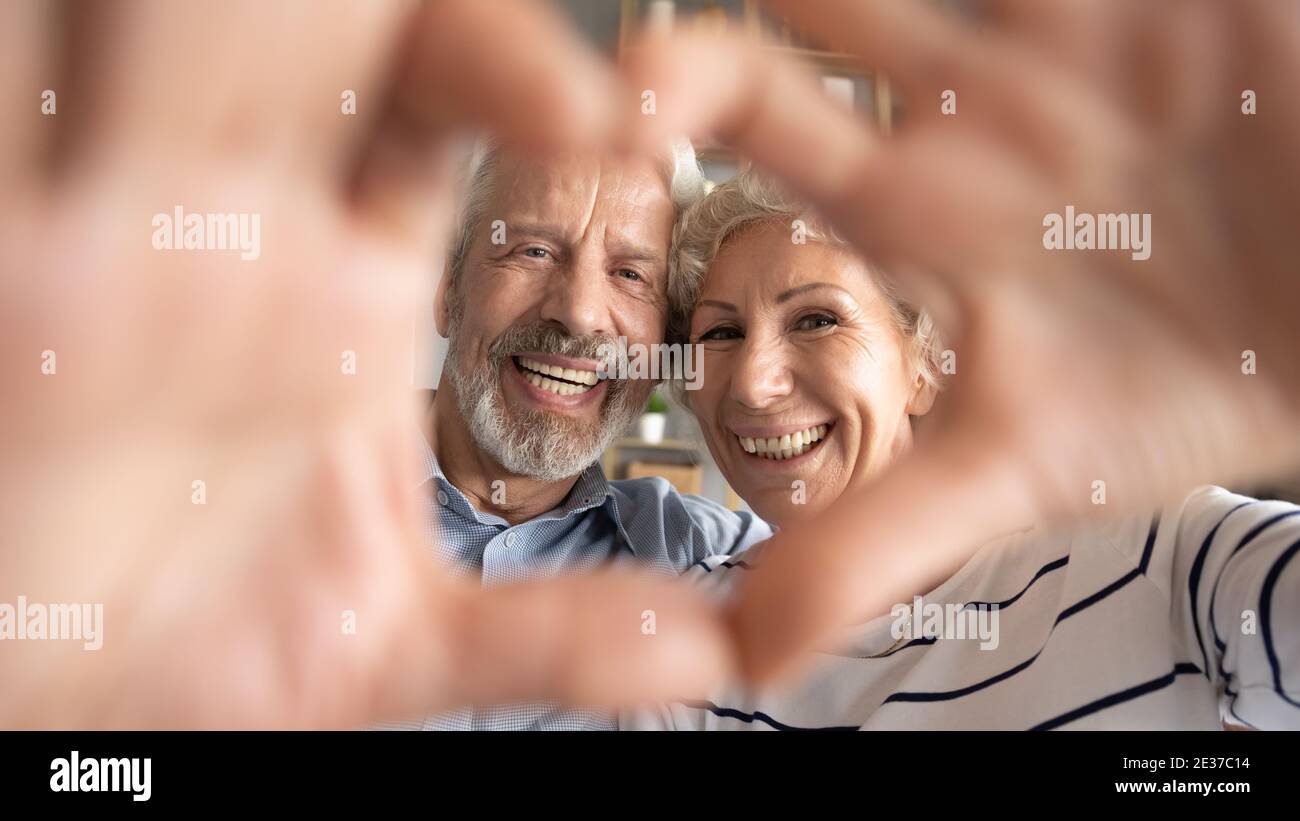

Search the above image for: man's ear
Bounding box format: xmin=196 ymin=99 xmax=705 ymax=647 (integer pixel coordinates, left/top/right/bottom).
xmin=434 ymin=266 xmax=453 ymax=338
xmin=906 ymin=370 xmax=937 ymax=417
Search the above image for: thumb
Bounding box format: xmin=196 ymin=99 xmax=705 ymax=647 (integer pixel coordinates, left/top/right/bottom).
xmin=726 ymin=431 xmax=1036 ymax=684
xmin=382 ymin=568 xmax=739 ymax=720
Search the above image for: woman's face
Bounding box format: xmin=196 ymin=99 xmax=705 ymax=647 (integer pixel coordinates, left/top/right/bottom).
xmin=687 ymin=221 xmax=933 ymax=526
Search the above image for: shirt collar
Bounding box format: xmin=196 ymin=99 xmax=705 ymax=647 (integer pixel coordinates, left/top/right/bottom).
xmin=417 ymin=427 xmax=614 ymax=522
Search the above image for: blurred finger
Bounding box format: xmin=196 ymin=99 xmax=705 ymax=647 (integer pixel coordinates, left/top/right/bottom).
xmin=762 ymin=1 xmax=1132 ymax=179
xmin=54 ymin=0 xmax=403 ymax=181
xmin=763 ymin=0 xmax=990 ymax=101
xmin=351 ymin=0 xmax=623 ymax=255
xmin=727 ymin=429 xmax=1037 ymax=683
xmin=621 ymin=29 xmax=880 ymax=222
xmin=983 ymin=0 xmax=1183 ymax=123
xmin=0 ymin=0 xmax=52 ymax=190
xmin=980 ymin=0 xmax=1096 ymax=56
xmin=622 ymin=30 xmax=1055 ymax=286
xmin=390 ymin=571 xmax=736 ymax=717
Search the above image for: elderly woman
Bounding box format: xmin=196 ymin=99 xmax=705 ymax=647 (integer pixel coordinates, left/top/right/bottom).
xmin=625 ymin=172 xmax=1300 ymax=730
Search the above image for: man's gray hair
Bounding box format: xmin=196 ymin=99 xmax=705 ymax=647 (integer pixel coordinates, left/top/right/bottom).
xmin=445 ymin=136 xmax=706 ymax=293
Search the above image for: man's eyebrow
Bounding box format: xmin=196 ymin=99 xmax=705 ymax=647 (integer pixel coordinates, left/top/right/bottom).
xmin=599 ymin=227 xmax=666 ymax=261
xmin=775 ymin=282 xmax=850 ymax=303
xmin=609 ymin=245 xmax=665 ymax=264
xmin=698 ymin=299 xmax=739 ymax=312
xmin=501 ymin=222 xmax=569 ymax=244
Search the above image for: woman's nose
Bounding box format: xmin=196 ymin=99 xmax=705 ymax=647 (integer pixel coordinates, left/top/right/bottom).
xmin=729 ymin=340 xmax=794 ymax=409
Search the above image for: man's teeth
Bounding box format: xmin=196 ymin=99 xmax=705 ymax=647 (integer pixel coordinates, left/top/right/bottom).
xmin=737 ymin=425 xmax=829 ymax=461
xmin=517 ymin=356 xmax=599 ymax=396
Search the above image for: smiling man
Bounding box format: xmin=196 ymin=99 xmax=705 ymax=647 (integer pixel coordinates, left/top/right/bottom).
xmin=403 ymin=141 xmax=771 ymax=730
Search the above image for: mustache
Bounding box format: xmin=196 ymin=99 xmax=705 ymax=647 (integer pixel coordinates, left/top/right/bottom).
xmin=487 ymin=322 xmax=624 ymax=373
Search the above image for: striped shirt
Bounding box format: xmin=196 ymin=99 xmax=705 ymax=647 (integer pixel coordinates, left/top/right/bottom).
xmin=624 ymin=486 xmax=1300 ymax=730
xmin=385 ymin=423 xmax=772 ymax=730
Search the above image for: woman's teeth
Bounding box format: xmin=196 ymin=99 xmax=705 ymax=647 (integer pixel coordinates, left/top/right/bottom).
xmin=517 ymin=356 xmax=599 ymax=396
xmin=737 ymin=425 xmax=829 ymax=461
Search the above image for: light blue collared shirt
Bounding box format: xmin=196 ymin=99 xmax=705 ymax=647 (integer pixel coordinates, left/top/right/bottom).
xmin=395 ymin=424 xmax=771 ymax=730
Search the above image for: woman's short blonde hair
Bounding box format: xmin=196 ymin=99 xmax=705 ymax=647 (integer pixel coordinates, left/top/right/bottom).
xmin=670 ymin=171 xmax=943 ymax=393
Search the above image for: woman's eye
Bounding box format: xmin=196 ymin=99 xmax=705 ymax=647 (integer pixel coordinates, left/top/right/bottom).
xmin=521 ymin=247 xmax=551 ymax=260
xmin=698 ymin=326 xmax=741 ymax=342
xmin=614 ymin=268 xmax=643 ymax=282
xmin=795 ymin=313 xmax=838 ymax=332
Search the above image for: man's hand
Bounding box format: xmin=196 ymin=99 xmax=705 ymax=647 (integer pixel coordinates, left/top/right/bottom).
xmin=623 ymin=0 xmax=1300 ymax=681
xmin=0 ymin=0 xmax=733 ymax=728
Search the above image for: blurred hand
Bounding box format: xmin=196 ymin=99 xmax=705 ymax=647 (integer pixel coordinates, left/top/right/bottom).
xmin=0 ymin=0 xmax=733 ymax=728
xmin=622 ymin=0 xmax=1300 ymax=680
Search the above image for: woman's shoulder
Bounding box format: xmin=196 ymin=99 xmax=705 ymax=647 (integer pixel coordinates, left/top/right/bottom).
xmin=1075 ymin=485 xmax=1297 ymax=594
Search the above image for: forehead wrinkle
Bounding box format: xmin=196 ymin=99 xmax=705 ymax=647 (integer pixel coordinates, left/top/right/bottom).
xmin=492 ymin=156 xmax=670 ymax=263
xmin=575 ymin=164 xmax=601 ymax=249
xmin=491 ymin=154 xmax=592 ymax=241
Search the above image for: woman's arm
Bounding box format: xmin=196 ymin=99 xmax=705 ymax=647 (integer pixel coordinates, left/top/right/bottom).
xmin=1153 ymin=487 xmax=1300 ymax=729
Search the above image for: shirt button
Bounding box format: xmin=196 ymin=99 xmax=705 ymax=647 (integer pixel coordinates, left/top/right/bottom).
xmin=504 ymin=531 xmax=517 ymax=548
xmin=436 ymin=490 xmax=449 ymax=506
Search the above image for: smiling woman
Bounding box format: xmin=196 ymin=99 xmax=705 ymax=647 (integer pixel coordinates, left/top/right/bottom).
xmin=624 ymin=168 xmax=1300 ymax=732
xmin=670 ymin=170 xmax=941 ymax=525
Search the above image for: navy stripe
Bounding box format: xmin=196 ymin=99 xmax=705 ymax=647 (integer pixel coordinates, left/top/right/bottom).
xmin=680 ymin=700 xmax=858 ymax=732
xmin=1224 ymin=685 xmax=1259 ymax=730
xmin=690 ymin=557 xmax=755 ymax=573
xmin=963 ymin=555 xmax=1070 ymax=611
xmin=1057 ymin=567 xmax=1139 ymax=623
xmin=1139 ymin=514 xmax=1161 ymax=573
xmin=882 ymin=516 xmax=1161 ymax=705
xmin=1188 ymin=502 xmax=1252 ymax=679
xmin=885 ymin=651 xmax=1040 ymax=704
xmin=1259 ymin=537 xmax=1300 ymax=709
xmin=1211 ymin=509 xmax=1300 ymax=654
xmin=856 ymin=555 xmax=1070 ymax=659
xmin=1028 ymin=662 xmax=1202 ymax=731
xmin=867 ymin=636 xmax=937 ymax=658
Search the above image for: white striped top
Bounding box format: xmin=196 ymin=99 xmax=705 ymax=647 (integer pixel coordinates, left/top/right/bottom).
xmin=624 ymin=486 xmax=1300 ymax=730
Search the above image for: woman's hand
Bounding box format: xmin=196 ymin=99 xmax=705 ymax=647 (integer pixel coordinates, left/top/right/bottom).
xmin=623 ymin=0 xmax=1300 ymax=681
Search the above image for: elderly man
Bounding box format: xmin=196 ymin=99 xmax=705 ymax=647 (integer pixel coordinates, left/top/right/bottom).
xmin=392 ymin=141 xmax=770 ymax=730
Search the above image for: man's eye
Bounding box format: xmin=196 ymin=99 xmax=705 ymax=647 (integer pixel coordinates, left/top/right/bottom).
xmin=795 ymin=313 xmax=838 ymax=332
xmin=698 ymin=326 xmax=741 ymax=342
xmin=521 ymin=247 xmax=551 ymax=260
xmin=615 ymin=268 xmax=642 ymax=282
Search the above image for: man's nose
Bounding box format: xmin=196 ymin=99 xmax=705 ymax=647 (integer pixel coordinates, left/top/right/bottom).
xmin=729 ymin=338 xmax=794 ymax=410
xmin=538 ymin=252 xmax=614 ymax=339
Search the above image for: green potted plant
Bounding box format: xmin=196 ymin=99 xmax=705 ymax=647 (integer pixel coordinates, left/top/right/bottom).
xmin=639 ymin=389 xmax=669 ymax=444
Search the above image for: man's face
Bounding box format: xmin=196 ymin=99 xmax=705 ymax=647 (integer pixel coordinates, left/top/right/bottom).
xmin=442 ymin=150 xmax=674 ymax=481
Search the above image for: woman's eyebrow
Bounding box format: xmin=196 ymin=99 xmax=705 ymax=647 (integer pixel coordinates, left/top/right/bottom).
xmin=775 ymin=281 xmax=849 ymax=303
xmin=698 ymin=299 xmax=739 ymax=312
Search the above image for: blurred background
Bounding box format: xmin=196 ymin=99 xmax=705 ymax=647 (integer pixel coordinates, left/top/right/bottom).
xmin=413 ymin=0 xmax=1300 ymax=508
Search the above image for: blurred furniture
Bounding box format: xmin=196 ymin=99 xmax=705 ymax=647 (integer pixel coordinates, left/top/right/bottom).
xmin=602 ymin=436 xmax=699 ymax=481
xmin=626 ymin=460 xmax=704 ymax=496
